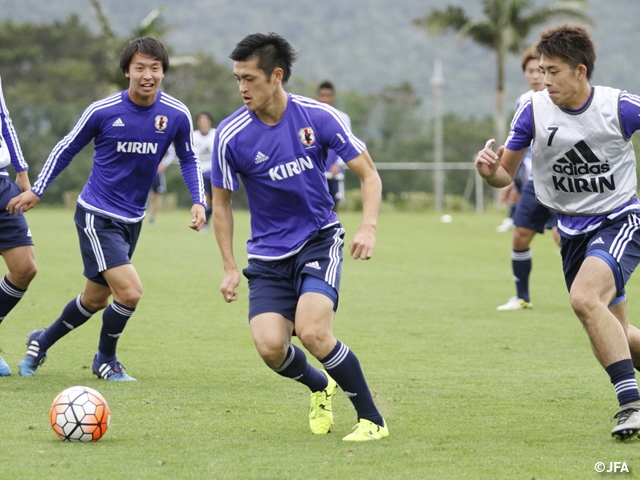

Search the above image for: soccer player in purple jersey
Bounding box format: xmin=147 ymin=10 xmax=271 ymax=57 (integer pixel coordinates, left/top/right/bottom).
xmin=0 ymin=75 xmax=37 ymax=376
xmin=211 ymin=33 xmax=388 ymax=441
xmin=8 ymin=36 xmax=206 ymax=381
xmin=476 ymin=23 xmax=640 ymax=440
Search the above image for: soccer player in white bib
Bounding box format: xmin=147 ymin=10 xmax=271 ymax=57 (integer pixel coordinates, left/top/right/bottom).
xmin=147 ymin=146 xmax=175 ymax=226
xmin=0 ymin=75 xmax=37 ymax=376
xmin=496 ymin=47 xmax=561 ymax=311
xmin=476 ymin=23 xmax=640 ymax=440
xmin=211 ymin=33 xmax=388 ymax=441
xmin=316 ymin=80 xmax=350 ymax=213
xmin=193 ymin=111 xmax=216 ymax=232
xmin=8 ymin=37 xmax=206 ymax=381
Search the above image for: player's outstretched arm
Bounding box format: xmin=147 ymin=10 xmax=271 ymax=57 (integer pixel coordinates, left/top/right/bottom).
xmin=6 ymin=189 xmax=40 ymax=215
xmin=345 ymin=150 xmax=381 ymax=260
xmin=188 ymin=203 xmax=206 ymax=231
xmin=212 ymin=186 xmax=240 ymax=302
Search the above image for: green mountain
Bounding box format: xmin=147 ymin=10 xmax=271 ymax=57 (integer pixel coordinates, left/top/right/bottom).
xmin=0 ymin=0 xmax=638 ymax=116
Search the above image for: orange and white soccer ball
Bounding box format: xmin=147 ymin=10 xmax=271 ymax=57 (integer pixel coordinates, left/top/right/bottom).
xmin=49 ymin=386 xmax=111 ymax=442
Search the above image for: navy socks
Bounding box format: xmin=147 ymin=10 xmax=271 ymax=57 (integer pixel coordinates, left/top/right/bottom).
xmin=321 ymin=341 xmax=383 ymax=426
xmin=271 ymin=344 xmax=328 ymax=392
xmin=39 ymin=295 xmax=94 ymax=351
xmin=606 ymin=359 xmax=640 ymax=406
xmin=512 ymin=249 xmax=532 ymax=302
xmin=97 ymin=301 xmax=135 ymax=360
xmin=0 ymin=276 xmax=26 ymax=323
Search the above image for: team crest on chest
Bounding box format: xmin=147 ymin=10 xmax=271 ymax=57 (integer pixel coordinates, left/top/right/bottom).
xmin=298 ymin=127 xmax=315 ymax=147
xmin=154 ymin=115 xmax=169 ymax=131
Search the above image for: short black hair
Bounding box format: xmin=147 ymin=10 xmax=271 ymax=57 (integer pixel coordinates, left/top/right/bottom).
xmin=536 ymin=23 xmax=595 ymax=81
xmin=120 ymin=36 xmax=170 ymax=75
xmin=230 ymin=32 xmax=297 ymax=83
xmin=196 ymin=111 xmax=213 ymax=123
xmin=317 ymin=80 xmax=335 ymax=93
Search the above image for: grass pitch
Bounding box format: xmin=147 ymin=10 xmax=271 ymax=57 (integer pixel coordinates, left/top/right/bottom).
xmin=0 ymin=207 xmax=638 ymax=479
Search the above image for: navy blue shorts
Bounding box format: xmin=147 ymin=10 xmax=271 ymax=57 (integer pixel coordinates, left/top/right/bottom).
xmin=0 ymin=176 xmax=33 ymax=250
xmin=201 ymin=171 xmax=212 ymax=198
xmin=561 ymin=213 xmax=640 ymax=299
xmin=513 ymin=180 xmax=558 ymax=233
xmin=327 ymin=178 xmax=344 ymax=204
xmin=242 ymin=225 xmax=345 ymax=321
xmin=150 ymin=172 xmax=166 ymax=194
xmin=513 ymin=162 xmax=529 ymax=193
xmin=74 ymin=205 xmax=142 ymax=286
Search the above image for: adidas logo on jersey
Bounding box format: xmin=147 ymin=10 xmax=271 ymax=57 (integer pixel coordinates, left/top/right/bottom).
xmin=551 ymin=140 xmax=615 ymax=194
xmin=112 ymin=118 xmax=125 ymax=127
xmin=305 ymin=261 xmax=321 ymax=270
xmin=255 ymin=151 xmax=269 ymax=164
xmin=590 ymin=237 xmax=605 ymax=245
xmin=552 ymin=141 xmax=610 ymax=175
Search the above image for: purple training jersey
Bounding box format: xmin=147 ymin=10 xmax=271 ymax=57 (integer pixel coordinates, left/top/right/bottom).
xmin=212 ymin=93 xmax=365 ymax=259
xmin=325 ymin=108 xmax=351 ymax=177
xmin=0 ymin=75 xmax=28 ymax=176
xmin=505 ymin=88 xmax=640 ymax=238
xmin=32 ymin=90 xmax=205 ymax=222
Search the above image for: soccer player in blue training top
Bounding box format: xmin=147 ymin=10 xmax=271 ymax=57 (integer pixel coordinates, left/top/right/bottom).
xmin=475 ymin=23 xmax=640 ymax=440
xmin=496 ymin=46 xmax=561 ymax=311
xmin=7 ymin=36 xmax=206 ymax=381
xmin=211 ymin=33 xmax=388 ymax=442
xmin=0 ymin=75 xmax=37 ymax=376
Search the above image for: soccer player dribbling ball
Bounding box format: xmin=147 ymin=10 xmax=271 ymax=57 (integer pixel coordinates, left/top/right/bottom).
xmin=211 ymin=32 xmax=388 ymax=441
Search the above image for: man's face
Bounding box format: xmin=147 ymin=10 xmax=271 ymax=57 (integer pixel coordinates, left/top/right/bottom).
xmin=523 ymin=58 xmax=543 ymax=92
xmin=233 ymin=57 xmax=280 ymax=114
xmin=125 ymin=52 xmax=164 ymax=106
xmin=317 ymin=88 xmax=335 ymax=105
xmin=539 ymin=54 xmax=584 ymax=108
xmin=197 ymin=114 xmax=212 ymax=134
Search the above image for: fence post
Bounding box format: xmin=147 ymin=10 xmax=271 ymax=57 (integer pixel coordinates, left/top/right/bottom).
xmin=431 ymin=59 xmax=445 ymax=212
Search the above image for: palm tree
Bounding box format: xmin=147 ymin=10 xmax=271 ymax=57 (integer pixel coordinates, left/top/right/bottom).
xmin=132 ymin=6 xmax=170 ymax=39
xmin=413 ymin=0 xmax=593 ymax=144
xmin=90 ymin=1 xmax=198 ymax=90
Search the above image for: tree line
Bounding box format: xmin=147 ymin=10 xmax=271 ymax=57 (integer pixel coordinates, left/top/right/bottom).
xmin=0 ymin=13 xmax=495 ymax=209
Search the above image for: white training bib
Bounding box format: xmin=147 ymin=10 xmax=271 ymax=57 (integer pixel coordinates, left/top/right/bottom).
xmin=531 ymin=86 xmax=636 ymax=215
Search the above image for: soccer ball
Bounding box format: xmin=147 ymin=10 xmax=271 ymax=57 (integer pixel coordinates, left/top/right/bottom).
xmin=49 ymin=386 xmax=111 ymax=442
